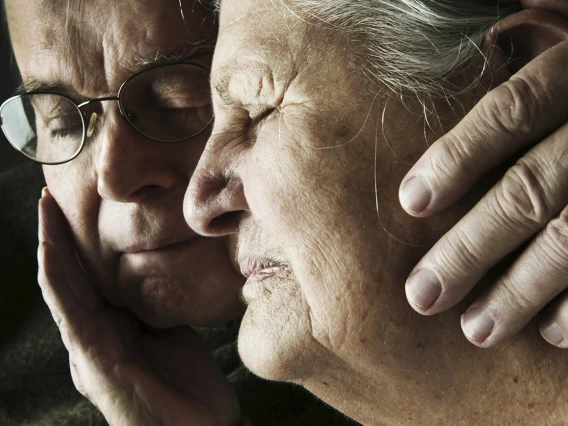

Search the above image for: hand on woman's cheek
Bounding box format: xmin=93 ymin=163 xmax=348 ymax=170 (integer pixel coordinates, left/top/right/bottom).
xmin=399 ymin=7 xmax=568 ymax=348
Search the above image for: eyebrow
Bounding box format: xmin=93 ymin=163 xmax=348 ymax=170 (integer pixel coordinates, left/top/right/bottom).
xmin=16 ymin=44 xmax=215 ymax=98
xmin=212 ymin=70 xmax=234 ymax=106
xmin=15 ymin=80 xmax=79 ymax=98
xmin=134 ymin=44 xmax=214 ymax=68
xmin=211 ymin=63 xmax=264 ymax=107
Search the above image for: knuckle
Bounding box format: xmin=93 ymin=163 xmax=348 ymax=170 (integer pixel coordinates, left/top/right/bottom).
xmin=428 ymin=134 xmax=473 ymax=185
xmin=481 ymin=76 xmax=541 ymax=137
xmin=543 ymin=214 xmax=568 ymax=269
xmin=555 ymin=292 xmax=568 ymax=324
xmin=70 ymin=361 xmax=89 ymax=398
xmin=495 ymin=278 xmax=536 ymax=317
xmin=434 ymin=229 xmax=486 ymax=281
xmin=59 ymin=322 xmax=72 ymax=346
xmin=493 ymin=161 xmax=552 ymax=229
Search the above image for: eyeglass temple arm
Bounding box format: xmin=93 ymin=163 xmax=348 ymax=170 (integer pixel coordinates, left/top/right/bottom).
xmin=78 ymin=97 xmax=119 ymax=138
xmin=77 ymin=96 xmax=119 ymax=109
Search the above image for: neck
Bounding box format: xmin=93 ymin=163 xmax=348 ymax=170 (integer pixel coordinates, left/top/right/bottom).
xmin=297 ymin=211 xmax=568 ymax=425
xmin=301 ymin=275 xmax=568 ymax=425
xmin=301 ymin=87 xmax=567 ymax=425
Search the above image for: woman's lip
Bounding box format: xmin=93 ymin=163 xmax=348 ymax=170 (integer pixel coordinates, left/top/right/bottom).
xmin=238 ymin=256 xmax=288 ymax=280
xmin=246 ymin=266 xmax=282 ymax=280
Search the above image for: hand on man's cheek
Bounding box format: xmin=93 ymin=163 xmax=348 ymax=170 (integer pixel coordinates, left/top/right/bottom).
xmin=12 ymin=0 xmax=248 ymax=328
xmin=44 ymin=137 xmax=245 ymax=328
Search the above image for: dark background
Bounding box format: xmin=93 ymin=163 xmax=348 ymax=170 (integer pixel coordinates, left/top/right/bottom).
xmin=0 ymin=15 xmax=25 ymax=174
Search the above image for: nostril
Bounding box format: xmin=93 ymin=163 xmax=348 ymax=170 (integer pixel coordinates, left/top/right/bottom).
xmin=208 ymin=211 xmax=245 ymax=235
xmin=131 ymin=184 xmax=163 ymax=199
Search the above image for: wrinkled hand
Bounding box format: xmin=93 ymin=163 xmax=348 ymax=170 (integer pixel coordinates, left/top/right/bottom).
xmin=38 ymin=189 xmax=241 ymax=426
xmin=400 ymin=1 xmax=568 ymax=348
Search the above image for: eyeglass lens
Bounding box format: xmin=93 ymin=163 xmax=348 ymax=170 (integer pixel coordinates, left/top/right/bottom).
xmin=120 ymin=63 xmax=213 ymax=143
xmin=0 ymin=94 xmax=85 ymax=164
xmin=0 ymin=63 xmax=213 ymax=165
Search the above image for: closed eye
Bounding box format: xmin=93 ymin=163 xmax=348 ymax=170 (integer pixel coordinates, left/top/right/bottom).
xmin=249 ymin=106 xmax=277 ymax=127
xmin=50 ymin=127 xmax=83 ymax=138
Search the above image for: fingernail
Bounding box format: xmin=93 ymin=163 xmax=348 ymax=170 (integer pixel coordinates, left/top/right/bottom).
xmin=400 ymin=176 xmax=431 ymax=214
xmin=41 ymin=187 xmax=49 ymax=198
xmin=406 ymin=269 xmax=442 ymax=311
xmin=461 ymin=306 xmax=495 ymax=343
xmin=541 ymin=321 xmax=565 ymax=345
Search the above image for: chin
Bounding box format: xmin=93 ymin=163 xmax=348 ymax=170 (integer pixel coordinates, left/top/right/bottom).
xmin=237 ymin=293 xmax=317 ymax=383
xmin=126 ymin=276 xmax=246 ymax=328
xmin=134 ymin=301 xmax=245 ymax=329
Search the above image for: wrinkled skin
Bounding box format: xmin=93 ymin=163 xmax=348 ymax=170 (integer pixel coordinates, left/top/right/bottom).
xmin=8 ymin=0 xmax=568 ymax=424
xmin=184 ymin=1 xmax=568 ymax=424
xmin=38 ymin=190 xmax=241 ymax=425
xmin=7 ymin=0 xmax=245 ymax=329
xmin=7 ymin=0 xmax=245 ymax=424
xmin=401 ymin=0 xmax=568 ymax=348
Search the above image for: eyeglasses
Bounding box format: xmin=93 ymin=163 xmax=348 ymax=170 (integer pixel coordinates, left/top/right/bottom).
xmin=0 ymin=62 xmax=213 ymax=165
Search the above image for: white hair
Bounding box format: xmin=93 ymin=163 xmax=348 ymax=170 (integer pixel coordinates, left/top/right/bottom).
xmin=213 ymin=0 xmax=521 ymax=99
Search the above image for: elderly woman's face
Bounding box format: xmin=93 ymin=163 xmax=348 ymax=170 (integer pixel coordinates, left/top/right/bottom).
xmin=186 ymin=0 xmax=466 ymax=382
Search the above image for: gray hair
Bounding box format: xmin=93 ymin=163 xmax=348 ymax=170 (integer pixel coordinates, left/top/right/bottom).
xmin=214 ymin=0 xmax=521 ymax=99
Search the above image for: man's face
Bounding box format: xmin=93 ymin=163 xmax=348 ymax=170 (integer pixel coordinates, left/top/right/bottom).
xmin=6 ymin=0 xmax=245 ymax=327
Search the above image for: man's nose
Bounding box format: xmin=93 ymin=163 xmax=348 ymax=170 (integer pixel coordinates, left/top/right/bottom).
xmin=184 ymin=143 xmax=248 ymax=236
xmin=94 ymin=108 xmax=178 ymax=202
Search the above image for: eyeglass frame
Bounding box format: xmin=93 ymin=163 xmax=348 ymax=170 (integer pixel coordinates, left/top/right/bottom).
xmin=0 ymin=61 xmax=214 ymax=166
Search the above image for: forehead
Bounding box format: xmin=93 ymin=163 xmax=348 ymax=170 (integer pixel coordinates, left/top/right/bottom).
xmin=213 ymin=0 xmax=302 ymax=78
xmin=212 ymin=0 xmax=352 ymax=97
xmin=218 ymin=0 xmax=295 ymax=44
xmin=6 ymin=0 xmax=215 ymax=96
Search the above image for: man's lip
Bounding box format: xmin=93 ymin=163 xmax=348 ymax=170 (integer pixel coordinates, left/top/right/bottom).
xmin=238 ymin=256 xmax=288 ymax=280
xmin=121 ymin=237 xmax=196 ymax=254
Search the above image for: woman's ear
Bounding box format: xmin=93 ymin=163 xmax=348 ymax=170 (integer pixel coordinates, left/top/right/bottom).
xmin=484 ymin=9 xmax=568 ymax=75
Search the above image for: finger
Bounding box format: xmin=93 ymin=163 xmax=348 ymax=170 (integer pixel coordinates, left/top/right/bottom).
xmin=399 ymin=40 xmax=568 ymax=217
xmin=405 ymin=121 xmax=568 ymax=315
xmin=460 ymin=206 xmax=568 ymax=347
xmin=69 ymin=358 xmax=89 ymax=399
xmin=40 ymin=235 xmax=133 ymax=382
xmin=38 ymin=190 xmax=101 ymax=346
xmin=38 ymin=239 xmax=90 ymax=338
xmin=37 ymin=241 xmax=66 ymax=329
xmin=540 ymin=290 xmax=568 ymax=348
xmin=38 ymin=188 xmax=100 ymax=312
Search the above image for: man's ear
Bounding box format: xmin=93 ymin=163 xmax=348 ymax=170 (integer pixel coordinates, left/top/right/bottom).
xmin=484 ymin=9 xmax=568 ymax=75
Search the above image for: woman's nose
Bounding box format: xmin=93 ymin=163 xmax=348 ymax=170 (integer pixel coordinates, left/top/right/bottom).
xmin=184 ymin=145 xmax=248 ymax=236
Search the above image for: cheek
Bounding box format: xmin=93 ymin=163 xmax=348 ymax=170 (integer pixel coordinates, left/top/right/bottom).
xmin=42 ymin=159 xmax=107 ymax=272
xmin=43 ymin=159 xmax=99 ymax=225
xmin=246 ymin=117 xmax=375 ymax=247
xmin=243 ymin=126 xmax=313 ymax=236
xmin=43 ymin=159 xmax=122 ymax=302
xmin=243 ymin=122 xmax=383 ymax=346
